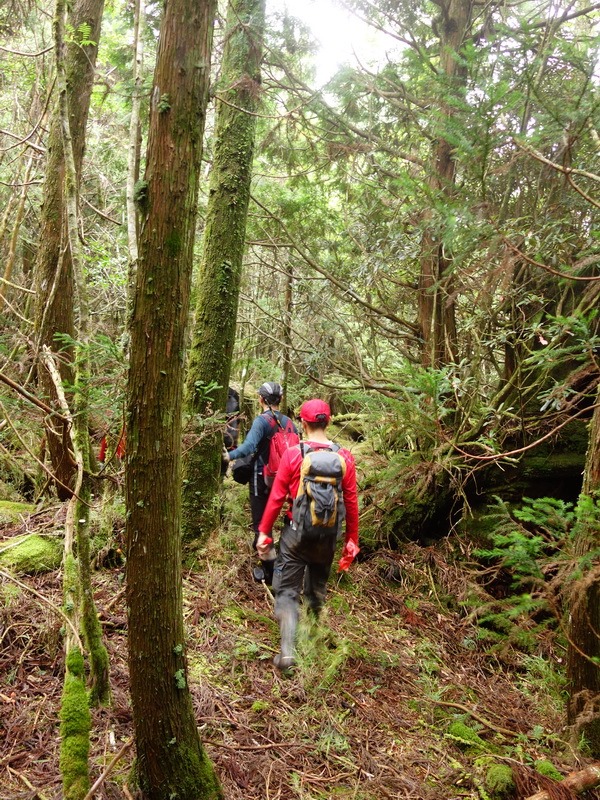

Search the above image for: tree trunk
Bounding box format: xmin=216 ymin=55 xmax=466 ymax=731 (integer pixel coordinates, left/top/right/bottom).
xmin=567 ymin=385 xmax=600 ymax=756
xmin=281 ymin=259 xmax=293 ymax=414
xmin=182 ymin=0 xmax=266 ymax=544
xmin=418 ymin=0 xmax=472 ymax=368
xmin=124 ymin=0 xmax=221 ymax=796
xmin=33 ymin=0 xmax=105 ymax=499
xmin=53 ymin=0 xmax=110 ymax=708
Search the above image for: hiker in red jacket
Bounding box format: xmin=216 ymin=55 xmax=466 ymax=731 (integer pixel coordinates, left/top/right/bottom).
xmin=257 ymin=399 xmax=359 ymax=670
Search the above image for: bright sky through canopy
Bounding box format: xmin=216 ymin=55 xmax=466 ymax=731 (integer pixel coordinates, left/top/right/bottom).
xmin=267 ymin=0 xmax=390 ymax=86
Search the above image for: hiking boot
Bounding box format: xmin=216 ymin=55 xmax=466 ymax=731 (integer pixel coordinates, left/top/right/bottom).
xmin=262 ymin=559 xmax=274 ymax=586
xmin=275 ymin=606 xmax=297 ymax=670
xmin=273 ymin=653 xmax=296 ymax=671
xmin=252 ymin=565 xmax=265 ymax=583
xmin=253 ymin=560 xmax=274 ymax=586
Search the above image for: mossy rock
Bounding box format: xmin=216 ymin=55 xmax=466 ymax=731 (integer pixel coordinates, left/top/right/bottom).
xmin=0 ymin=533 xmax=62 ymax=574
xmin=0 ymin=500 xmax=35 ymax=525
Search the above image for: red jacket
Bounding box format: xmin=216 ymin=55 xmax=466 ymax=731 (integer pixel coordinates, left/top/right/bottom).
xmin=258 ymin=440 xmax=359 ymax=547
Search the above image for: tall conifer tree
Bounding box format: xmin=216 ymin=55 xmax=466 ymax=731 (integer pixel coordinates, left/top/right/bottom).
xmin=183 ymin=0 xmax=266 ymax=542
xmin=124 ymin=0 xmax=221 ymax=795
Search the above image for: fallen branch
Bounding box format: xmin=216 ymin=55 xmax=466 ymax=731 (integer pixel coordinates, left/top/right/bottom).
xmin=432 ymin=699 xmax=521 ymax=739
xmin=82 ymin=739 xmax=133 ymax=800
xmin=525 ymin=763 xmax=600 ymax=800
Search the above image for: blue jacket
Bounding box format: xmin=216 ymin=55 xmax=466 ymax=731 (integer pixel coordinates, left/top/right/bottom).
xmin=228 ymin=410 xmax=296 ymax=466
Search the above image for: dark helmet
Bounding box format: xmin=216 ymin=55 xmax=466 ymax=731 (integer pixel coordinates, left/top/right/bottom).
xmin=258 ymin=381 xmax=283 ymax=405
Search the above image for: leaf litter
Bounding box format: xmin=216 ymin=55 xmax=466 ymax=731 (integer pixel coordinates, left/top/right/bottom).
xmin=1 ymin=513 xmax=599 ymax=800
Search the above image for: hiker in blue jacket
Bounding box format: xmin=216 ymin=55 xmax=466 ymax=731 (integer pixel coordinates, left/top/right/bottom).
xmin=224 ymin=381 xmax=298 ymax=583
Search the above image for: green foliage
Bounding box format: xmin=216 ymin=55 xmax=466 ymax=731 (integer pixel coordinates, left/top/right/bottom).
xmin=571 ymin=493 xmax=600 ymax=566
xmin=158 ymin=93 xmax=171 ymax=113
xmin=464 ymin=495 xmax=585 ymax=661
xmin=65 ymin=22 xmax=97 ymax=47
xmin=474 ymin=497 xmax=575 ymax=588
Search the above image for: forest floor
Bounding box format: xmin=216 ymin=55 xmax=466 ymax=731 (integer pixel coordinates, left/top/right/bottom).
xmin=1 ymin=482 xmax=598 ymax=800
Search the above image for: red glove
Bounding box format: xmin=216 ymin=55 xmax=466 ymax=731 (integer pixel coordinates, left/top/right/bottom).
xmin=338 ymin=540 xmax=360 ymax=572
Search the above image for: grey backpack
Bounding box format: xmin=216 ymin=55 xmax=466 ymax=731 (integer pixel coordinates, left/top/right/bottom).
xmin=292 ymin=443 xmax=347 ymax=540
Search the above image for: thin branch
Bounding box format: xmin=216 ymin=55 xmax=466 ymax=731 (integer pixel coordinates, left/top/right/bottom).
xmin=451 ymin=401 xmax=600 ymax=463
xmin=81 ymin=195 xmax=122 ymax=226
xmin=0 ymin=128 xmax=46 ymax=154
xmin=0 ymin=275 xmax=36 ymax=294
xmin=524 ymin=2 xmax=600 ymax=30
xmin=0 ymin=398 xmax=87 ymax=503
xmin=514 ymin=139 xmax=600 ymax=184
xmin=502 ymin=237 xmax=600 ymax=282
xmin=82 ymin=740 xmax=133 ymax=800
xmin=0 ymin=45 xmax=54 ymax=57
xmin=0 ymin=371 xmax=68 ymax=421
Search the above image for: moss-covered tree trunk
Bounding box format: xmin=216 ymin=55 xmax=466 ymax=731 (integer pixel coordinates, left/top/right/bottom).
xmin=124 ymin=0 xmax=221 ymax=797
xmin=182 ymin=0 xmax=266 ymax=544
xmin=418 ymin=0 xmax=472 ymax=369
xmin=567 ymin=385 xmax=600 ymax=755
xmin=33 ymin=0 xmax=105 ymax=499
xmin=52 ymin=0 xmax=109 ymax=707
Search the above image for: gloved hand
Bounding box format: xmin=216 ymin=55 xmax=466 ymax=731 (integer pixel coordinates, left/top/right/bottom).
xmin=222 ymin=446 xmax=230 ymax=462
xmin=338 ymin=539 xmax=360 ymax=572
xmin=256 ymin=531 xmax=274 ymax=560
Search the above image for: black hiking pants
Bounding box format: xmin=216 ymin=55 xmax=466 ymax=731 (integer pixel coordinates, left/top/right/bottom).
xmin=272 ymin=519 xmax=337 ymax=628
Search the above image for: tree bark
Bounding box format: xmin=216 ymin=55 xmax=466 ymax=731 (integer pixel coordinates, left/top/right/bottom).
xmin=124 ymin=0 xmax=221 ymax=796
xmin=567 ymin=384 xmax=600 ymax=755
xmin=53 ymin=0 xmax=110 ymax=708
xmin=418 ymin=0 xmax=472 ymax=368
xmin=182 ymin=0 xmax=266 ymax=543
xmin=33 ymin=0 xmax=105 ymax=499
xmin=524 ymin=763 xmax=600 ymax=799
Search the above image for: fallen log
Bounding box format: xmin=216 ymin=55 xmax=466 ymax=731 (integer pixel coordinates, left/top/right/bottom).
xmin=525 ymin=764 xmax=600 ymax=800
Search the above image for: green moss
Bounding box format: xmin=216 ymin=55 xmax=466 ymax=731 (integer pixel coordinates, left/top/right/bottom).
xmin=446 ymin=721 xmax=489 ymax=751
xmin=485 ymin=764 xmax=515 ymax=798
xmin=60 ymin=647 xmax=91 ymax=799
xmin=63 ymin=553 xmax=80 ymax=602
xmin=138 ymin=740 xmax=222 ymax=800
xmin=66 ymin=647 xmax=85 ymax=678
xmin=534 ymin=760 xmax=563 ymax=781
xmin=0 ymin=582 xmax=21 ymax=606
xmin=0 ymin=500 xmax=34 ymax=525
xmin=0 ymin=534 xmax=62 ymax=574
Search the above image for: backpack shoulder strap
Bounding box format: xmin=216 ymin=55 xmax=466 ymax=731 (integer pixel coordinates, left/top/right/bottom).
xmin=262 ymin=409 xmax=279 ymax=432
